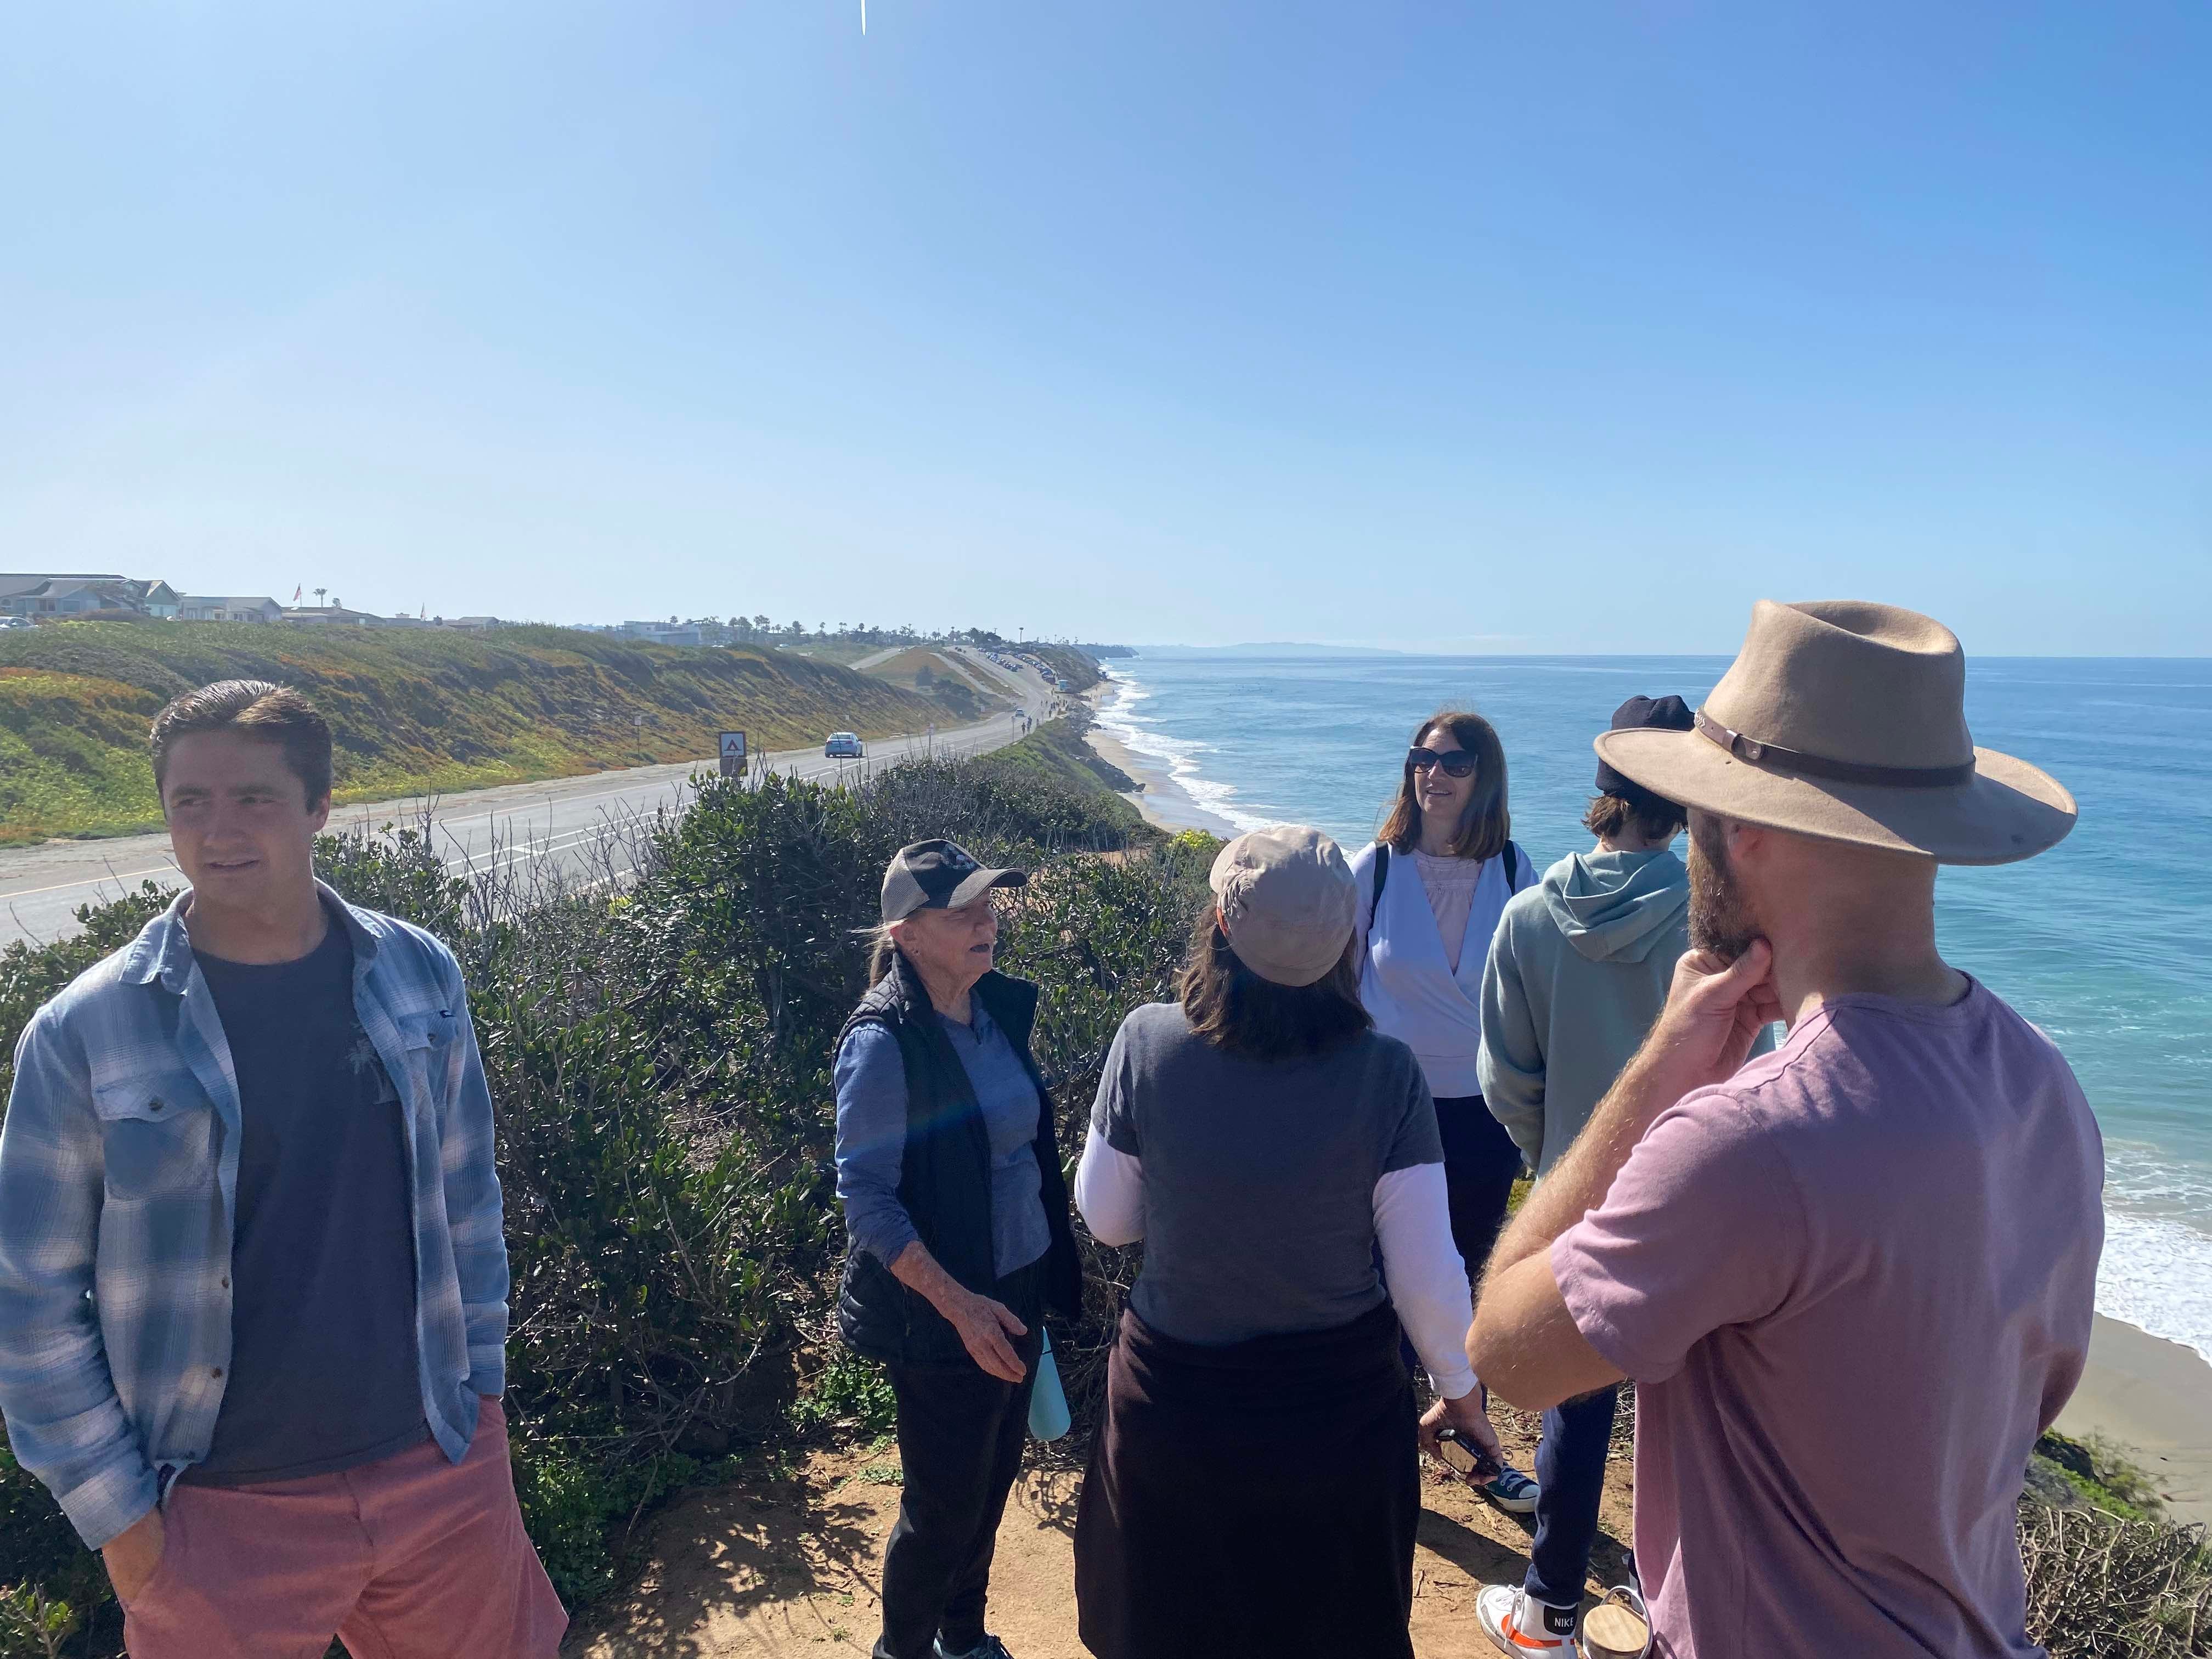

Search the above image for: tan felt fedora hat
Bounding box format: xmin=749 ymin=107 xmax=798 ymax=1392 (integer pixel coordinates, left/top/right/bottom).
xmin=1593 ymin=600 xmax=2076 ymax=866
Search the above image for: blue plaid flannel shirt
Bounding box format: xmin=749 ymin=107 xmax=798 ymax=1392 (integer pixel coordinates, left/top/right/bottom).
xmin=0 ymin=884 xmax=509 ymax=1549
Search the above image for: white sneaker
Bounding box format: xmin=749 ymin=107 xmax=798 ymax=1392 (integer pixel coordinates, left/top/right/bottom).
xmin=1477 ymin=1584 xmax=1582 ymax=1655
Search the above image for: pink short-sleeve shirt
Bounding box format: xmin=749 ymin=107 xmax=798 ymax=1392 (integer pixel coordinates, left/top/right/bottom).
xmin=1554 ymin=980 xmax=2103 ymax=1659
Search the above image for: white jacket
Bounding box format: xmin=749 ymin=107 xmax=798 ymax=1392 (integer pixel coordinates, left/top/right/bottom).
xmin=1349 ymin=839 xmax=1534 ymax=1099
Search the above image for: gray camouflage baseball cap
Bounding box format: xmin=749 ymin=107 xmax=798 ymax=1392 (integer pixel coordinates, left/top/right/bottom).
xmin=881 ymin=839 xmax=1028 ymax=922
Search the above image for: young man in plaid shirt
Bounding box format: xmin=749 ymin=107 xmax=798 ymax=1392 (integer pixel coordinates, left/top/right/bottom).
xmin=0 ymin=681 xmax=563 ymax=1656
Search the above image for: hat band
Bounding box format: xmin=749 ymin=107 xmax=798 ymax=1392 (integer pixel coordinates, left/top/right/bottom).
xmin=1694 ymin=709 xmax=1976 ymax=790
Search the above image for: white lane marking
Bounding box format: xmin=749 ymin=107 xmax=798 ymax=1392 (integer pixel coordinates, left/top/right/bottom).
xmin=0 ymin=861 xmax=184 ymax=901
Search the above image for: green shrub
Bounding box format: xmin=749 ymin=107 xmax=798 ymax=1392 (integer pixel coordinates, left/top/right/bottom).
xmin=0 ymin=1582 xmax=80 ymax=1659
xmin=791 ymin=1353 xmax=900 ymax=1438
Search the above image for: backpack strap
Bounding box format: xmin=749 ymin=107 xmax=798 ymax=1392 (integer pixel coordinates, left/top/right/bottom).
xmin=1372 ymin=843 xmax=1389 ymax=916
xmin=1504 ymin=840 xmax=1523 ymax=889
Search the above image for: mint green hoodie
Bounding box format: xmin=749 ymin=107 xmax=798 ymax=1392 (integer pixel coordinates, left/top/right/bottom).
xmin=1477 ymin=847 xmax=1691 ymax=1177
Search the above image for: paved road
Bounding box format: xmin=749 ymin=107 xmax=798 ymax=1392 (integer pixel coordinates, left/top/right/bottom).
xmin=0 ymin=650 xmax=1056 ymax=948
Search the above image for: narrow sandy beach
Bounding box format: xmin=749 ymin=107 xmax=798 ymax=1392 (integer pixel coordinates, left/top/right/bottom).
xmin=2057 ymin=1313 xmax=2212 ymax=1524
xmin=1082 ymin=687 xmax=1242 ymax=838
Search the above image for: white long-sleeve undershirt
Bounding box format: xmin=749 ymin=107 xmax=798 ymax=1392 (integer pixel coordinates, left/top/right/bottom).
xmin=1071 ymin=1126 xmax=1479 ymax=1399
xmin=1073 ymin=1123 xmax=1146 ymax=1246
xmin=1372 ymin=1161 xmax=1479 ymax=1398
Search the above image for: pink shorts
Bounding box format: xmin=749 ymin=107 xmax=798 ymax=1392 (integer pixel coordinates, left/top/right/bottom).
xmin=121 ymin=1395 xmax=567 ymax=1659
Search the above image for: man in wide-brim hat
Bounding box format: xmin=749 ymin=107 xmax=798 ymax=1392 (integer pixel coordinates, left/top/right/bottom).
xmin=1468 ymin=601 xmax=2103 ymax=1659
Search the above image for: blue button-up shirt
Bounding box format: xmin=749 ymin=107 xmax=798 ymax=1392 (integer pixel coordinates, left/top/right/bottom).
xmin=0 ymin=884 xmax=508 ymax=1549
xmin=833 ymin=1002 xmax=1051 ymax=1280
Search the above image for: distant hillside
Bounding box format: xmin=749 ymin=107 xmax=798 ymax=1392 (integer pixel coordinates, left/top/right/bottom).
xmin=1026 ymin=643 xmax=1105 ymax=692
xmin=0 ymin=622 xmax=945 ymax=843
xmin=857 ymin=646 xmax=1012 ymax=723
xmin=970 ymin=715 xmax=1150 ymax=839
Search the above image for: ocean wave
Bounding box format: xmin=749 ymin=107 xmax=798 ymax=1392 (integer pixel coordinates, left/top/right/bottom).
xmin=1095 ymin=676 xmax=1281 ymax=834
xmin=2097 ymin=1205 xmax=2212 ymax=1364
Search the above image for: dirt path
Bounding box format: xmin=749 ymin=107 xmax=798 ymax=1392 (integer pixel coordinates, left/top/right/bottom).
xmin=566 ymin=1410 xmax=1635 ymax=1657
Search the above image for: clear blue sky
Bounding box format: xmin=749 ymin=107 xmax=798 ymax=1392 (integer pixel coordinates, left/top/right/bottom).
xmin=3 ymin=3 xmax=2206 ymax=653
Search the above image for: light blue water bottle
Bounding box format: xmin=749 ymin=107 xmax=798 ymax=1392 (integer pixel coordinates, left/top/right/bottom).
xmin=1028 ymin=1329 xmax=1071 ymax=1442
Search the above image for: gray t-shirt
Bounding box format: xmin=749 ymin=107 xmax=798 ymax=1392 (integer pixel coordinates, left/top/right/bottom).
xmin=1091 ymin=1001 xmax=1442 ymax=1345
xmin=185 ymin=924 xmax=426 ymax=1484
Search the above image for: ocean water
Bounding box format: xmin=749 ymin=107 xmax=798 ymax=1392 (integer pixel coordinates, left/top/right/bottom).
xmin=1097 ymin=654 xmax=2212 ymax=1363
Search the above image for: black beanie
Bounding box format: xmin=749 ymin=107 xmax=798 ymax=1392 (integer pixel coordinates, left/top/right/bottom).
xmin=1594 ymin=694 xmax=1694 ymax=801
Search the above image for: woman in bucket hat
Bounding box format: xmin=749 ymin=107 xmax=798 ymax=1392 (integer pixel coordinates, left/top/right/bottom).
xmin=833 ymin=840 xmax=1084 ymax=1659
xmin=1070 ymin=827 xmax=1500 ymax=1659
xmin=1467 ymin=601 xmax=2099 ymax=1659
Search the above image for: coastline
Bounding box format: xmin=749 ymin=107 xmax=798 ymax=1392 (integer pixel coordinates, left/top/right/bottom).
xmin=1082 ymin=685 xmax=1242 ymax=838
xmin=1086 ymin=658 xmax=2212 ymax=1526
xmin=2060 ymin=1313 xmax=2212 ymax=1524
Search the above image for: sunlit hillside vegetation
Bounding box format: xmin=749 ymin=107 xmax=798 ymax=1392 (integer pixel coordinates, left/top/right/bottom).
xmin=0 ymin=622 xmax=945 ymax=843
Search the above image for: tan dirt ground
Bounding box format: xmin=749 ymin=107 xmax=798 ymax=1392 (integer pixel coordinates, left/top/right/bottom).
xmin=566 ymin=1409 xmax=1635 ymax=1658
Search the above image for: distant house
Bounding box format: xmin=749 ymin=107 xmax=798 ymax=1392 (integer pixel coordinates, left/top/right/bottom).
xmin=0 ymin=575 xmax=176 ymax=621
xmin=281 ymin=605 xmax=382 ymax=626
xmin=0 ymin=575 xmax=182 ymax=620
xmin=130 ymin=580 xmax=183 ymax=619
xmin=442 ymin=616 xmax=504 ymax=634
xmin=177 ymin=596 xmax=285 ymax=624
xmin=615 ymin=617 xmax=732 ymax=647
xmin=0 ymin=572 xmax=127 ymax=609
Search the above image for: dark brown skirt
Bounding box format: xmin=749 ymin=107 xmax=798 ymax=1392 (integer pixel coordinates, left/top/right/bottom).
xmin=1074 ymin=1300 xmax=1418 ymax=1659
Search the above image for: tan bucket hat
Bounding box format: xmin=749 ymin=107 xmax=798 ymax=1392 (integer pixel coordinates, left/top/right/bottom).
xmin=1593 ymin=600 xmax=2076 ymax=865
xmin=1209 ymin=825 xmax=1356 ymax=986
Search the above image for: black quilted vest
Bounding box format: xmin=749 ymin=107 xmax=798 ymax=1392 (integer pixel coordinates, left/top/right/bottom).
xmin=835 ymin=952 xmax=1082 ymax=1365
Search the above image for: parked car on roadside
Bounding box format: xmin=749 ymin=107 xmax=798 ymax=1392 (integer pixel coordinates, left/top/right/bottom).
xmin=824 ymin=732 xmax=864 ymax=758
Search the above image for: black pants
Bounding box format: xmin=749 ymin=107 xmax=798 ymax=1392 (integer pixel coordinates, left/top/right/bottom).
xmin=874 ymin=1263 xmax=1044 ymax=1659
xmin=1527 ymin=1384 xmax=1621 ymax=1607
xmin=1435 ymin=1093 xmax=1525 ymax=1280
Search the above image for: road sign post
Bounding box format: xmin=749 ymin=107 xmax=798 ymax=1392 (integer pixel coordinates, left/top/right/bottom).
xmin=718 ymin=730 xmax=748 ymax=778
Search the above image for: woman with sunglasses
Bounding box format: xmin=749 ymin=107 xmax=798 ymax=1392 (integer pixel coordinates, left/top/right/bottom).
xmin=1350 ymin=710 xmax=1539 ymax=1513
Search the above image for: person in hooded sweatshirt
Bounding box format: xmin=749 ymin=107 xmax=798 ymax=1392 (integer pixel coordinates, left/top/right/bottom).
xmin=1471 ymin=694 xmax=1765 ymax=1656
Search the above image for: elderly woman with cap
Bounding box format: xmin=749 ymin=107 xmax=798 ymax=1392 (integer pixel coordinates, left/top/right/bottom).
xmin=833 ymin=839 xmax=1082 ymax=1659
xmin=1070 ymin=827 xmax=1498 ymax=1659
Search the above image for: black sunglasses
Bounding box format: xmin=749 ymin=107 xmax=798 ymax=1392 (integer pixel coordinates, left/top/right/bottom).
xmin=1407 ymin=746 xmax=1477 ymax=778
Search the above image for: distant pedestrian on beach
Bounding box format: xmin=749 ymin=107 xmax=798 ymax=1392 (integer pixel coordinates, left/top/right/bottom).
xmin=0 ymin=680 xmax=565 ymax=1657
xmin=1349 ymin=709 xmax=1538 ymax=1511
xmin=1472 ymin=692 xmax=1769 ymax=1653
xmin=834 ymin=840 xmax=1084 ymax=1659
xmin=1071 ymin=827 xmax=1498 ymax=1659
xmin=1468 ymin=602 xmax=2101 ymax=1658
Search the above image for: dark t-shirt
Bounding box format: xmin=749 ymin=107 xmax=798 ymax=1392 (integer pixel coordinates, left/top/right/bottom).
xmin=184 ymin=921 xmax=427 ymax=1484
xmin=1091 ymin=1002 xmax=1443 ymax=1345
